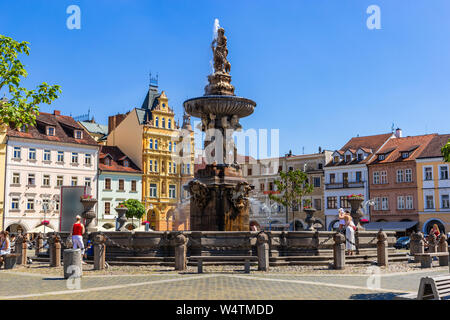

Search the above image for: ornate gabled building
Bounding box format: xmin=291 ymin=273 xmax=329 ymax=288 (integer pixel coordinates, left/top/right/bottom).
xmin=107 ymin=80 xmax=194 ymax=230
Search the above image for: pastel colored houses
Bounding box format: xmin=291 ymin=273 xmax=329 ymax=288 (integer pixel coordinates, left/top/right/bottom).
xmin=97 ymin=146 xmax=143 ymax=230
xmin=3 ymin=110 xmax=99 ymax=233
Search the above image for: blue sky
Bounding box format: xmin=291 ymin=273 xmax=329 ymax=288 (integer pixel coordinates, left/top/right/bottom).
xmin=1 ymin=0 xmax=450 ymax=157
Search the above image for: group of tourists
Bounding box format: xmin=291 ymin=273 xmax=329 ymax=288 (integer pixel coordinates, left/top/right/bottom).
xmin=337 ymin=208 xmax=357 ymax=255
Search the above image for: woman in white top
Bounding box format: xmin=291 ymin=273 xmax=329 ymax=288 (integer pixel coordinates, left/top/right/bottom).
xmin=344 ymin=213 xmax=356 ymax=255
xmin=0 ymin=231 xmax=11 ymax=268
xmin=338 ymin=208 xmax=346 ymax=232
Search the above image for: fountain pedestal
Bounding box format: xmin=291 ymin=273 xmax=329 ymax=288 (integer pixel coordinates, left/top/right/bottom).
xmin=348 ymin=197 xmax=365 ymax=231
xmin=80 ymin=198 xmax=98 ymax=232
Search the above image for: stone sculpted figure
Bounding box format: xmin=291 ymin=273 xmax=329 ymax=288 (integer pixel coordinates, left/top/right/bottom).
xmin=212 ymin=28 xmax=231 ymax=74
xmin=228 ymin=181 xmax=253 ymax=214
xmin=188 ymin=180 xmax=209 ymax=209
xmin=230 ymin=115 xmax=242 ymax=130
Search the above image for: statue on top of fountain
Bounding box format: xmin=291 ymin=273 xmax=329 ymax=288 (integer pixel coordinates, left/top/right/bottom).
xmin=212 ymin=27 xmax=231 ymax=74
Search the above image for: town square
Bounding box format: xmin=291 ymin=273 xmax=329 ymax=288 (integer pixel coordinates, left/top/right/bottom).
xmin=0 ymin=0 xmax=449 ymax=313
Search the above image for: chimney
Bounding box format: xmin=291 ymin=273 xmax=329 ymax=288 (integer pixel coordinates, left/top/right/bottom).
xmin=395 ymin=128 xmax=403 ymax=138
xmin=108 ymin=113 xmax=127 ymax=134
xmin=53 ymin=110 xmax=61 ymax=116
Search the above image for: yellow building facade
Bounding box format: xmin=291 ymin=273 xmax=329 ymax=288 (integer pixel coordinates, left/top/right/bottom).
xmin=416 ymin=134 xmax=450 ymax=235
xmin=107 ymin=82 xmax=194 ymax=231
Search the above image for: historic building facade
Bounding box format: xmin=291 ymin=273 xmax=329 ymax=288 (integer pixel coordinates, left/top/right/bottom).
xmin=416 ymin=134 xmax=450 ymax=235
xmin=3 ymin=111 xmax=99 ymax=233
xmin=324 ymin=133 xmax=394 ymax=230
xmin=78 ymin=119 xmax=108 ymax=145
xmin=367 ymin=133 xmax=436 ymax=228
xmin=241 ymin=150 xmax=332 ymax=230
xmin=97 ymin=146 xmax=142 ymax=230
xmin=107 ymin=80 xmax=194 ymax=231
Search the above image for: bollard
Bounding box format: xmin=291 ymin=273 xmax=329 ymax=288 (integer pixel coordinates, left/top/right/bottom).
xmin=35 ymin=234 xmax=43 ymax=256
xmin=49 ymin=234 xmax=61 ymax=267
xmin=333 ymin=233 xmax=346 ymax=270
xmin=438 ymin=234 xmax=449 ymax=267
xmin=411 ymin=232 xmax=425 ymax=262
xmin=63 ymin=249 xmax=83 ymax=279
xmin=256 ymin=232 xmax=270 ymax=271
xmin=377 ymin=230 xmax=388 ymax=267
xmin=174 ymin=234 xmax=188 ymax=271
xmin=15 ymin=235 xmax=24 ymax=265
xmin=428 ymin=234 xmax=437 ymax=254
xmin=93 ymin=234 xmax=107 ymax=270
xmin=21 ymin=239 xmax=27 ymax=265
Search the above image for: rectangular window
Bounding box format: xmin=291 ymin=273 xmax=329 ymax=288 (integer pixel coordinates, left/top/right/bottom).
xmin=12 ymin=173 xmax=20 ymax=185
xmin=11 ymin=198 xmax=19 ymax=210
xmin=131 ymin=180 xmax=137 ymax=192
xmin=72 ymin=152 xmax=78 ymax=164
xmin=27 ymin=198 xmax=34 ymax=210
xmin=374 ymin=197 xmax=381 ymax=211
xmin=330 ymin=173 xmax=336 ymax=184
xmin=406 ymin=196 xmax=413 ymax=210
xmin=313 ymin=177 xmax=321 ymax=188
xmin=424 ymin=167 xmax=433 ymax=181
xmin=47 ymin=126 xmax=55 ymax=136
xmin=13 ymin=147 xmax=21 ymax=159
xmin=381 ymin=197 xmax=389 ymax=210
xmin=169 ymin=185 xmax=176 ymax=199
xmin=397 ymin=196 xmax=405 ymax=210
xmin=75 ymin=130 xmax=83 ymax=139
xmin=155 ymin=160 xmax=158 ymax=172
xmin=71 ymin=177 xmax=78 ymax=186
xmin=55 ymin=200 xmax=60 ymax=212
xmin=57 ymin=176 xmax=63 ymax=187
xmin=42 ymin=199 xmax=50 ymax=211
xmin=269 ymin=182 xmax=274 ymax=191
xmin=169 ymin=162 xmax=172 ymax=173
xmin=339 ymin=196 xmax=350 ymax=209
xmin=405 ymin=169 xmax=412 ymax=182
xmin=57 ymin=151 xmax=64 ymax=162
xmin=248 ymin=168 xmax=252 ymax=176
xmin=104 ymin=202 xmax=110 ymax=215
xmin=150 ymin=183 xmax=157 ymax=198
xmin=118 ymin=179 xmax=125 ymax=191
xmin=85 ymin=177 xmax=91 ymax=187
xmin=327 ymin=196 xmax=337 ymax=209
xmin=28 ymin=148 xmax=36 ymax=160
xmin=105 ymin=178 xmax=111 ymax=190
xmin=380 ymin=171 xmax=388 ymax=184
xmin=442 ymin=195 xmax=450 ymax=209
xmin=314 ymin=199 xmax=322 ymax=211
xmin=186 ymin=164 xmax=190 ymax=174
xmin=43 ymin=150 xmax=51 ymax=161
xmin=28 ymin=173 xmax=36 ymax=186
xmin=396 ymin=170 xmax=404 ymax=183
xmin=440 ymin=166 xmax=449 ymax=180
xmin=260 ymin=183 xmax=265 ymax=191
xmin=149 ymin=160 xmax=153 ymax=172
xmin=373 ymin=172 xmax=380 ymax=184
xmin=85 ymin=154 xmax=91 ymax=165
xmin=173 ymin=162 xmax=177 ymax=174
xmin=355 ymin=171 xmax=362 ymax=182
xmin=43 ymin=175 xmax=50 ymax=186
xmin=426 ymin=195 xmax=434 ymax=209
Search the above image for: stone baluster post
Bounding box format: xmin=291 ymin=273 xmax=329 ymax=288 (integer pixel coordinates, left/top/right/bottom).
xmin=333 ymin=233 xmax=346 ymax=270
xmin=93 ymin=234 xmax=107 ymax=270
xmin=15 ymin=235 xmax=25 ymax=265
xmin=428 ymin=234 xmax=437 ymax=253
xmin=409 ymin=232 xmax=417 ymax=255
xmin=438 ymin=234 xmax=449 ymax=267
xmin=35 ymin=233 xmax=43 ymax=256
xmin=377 ymin=230 xmax=389 ymax=267
xmin=174 ymin=234 xmax=188 ymax=271
xmin=256 ymin=232 xmax=270 ymax=271
xmin=49 ymin=234 xmax=61 ymax=267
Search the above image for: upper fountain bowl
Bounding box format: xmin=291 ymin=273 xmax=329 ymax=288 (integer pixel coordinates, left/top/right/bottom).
xmin=183 ymin=95 xmax=256 ymax=119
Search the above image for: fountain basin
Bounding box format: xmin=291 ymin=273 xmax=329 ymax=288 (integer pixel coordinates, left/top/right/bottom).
xmin=183 ymin=95 xmax=256 ymax=119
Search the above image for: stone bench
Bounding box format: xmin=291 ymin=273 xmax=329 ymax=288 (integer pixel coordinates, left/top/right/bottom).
xmin=1 ymin=254 xmax=19 ymax=269
xmin=414 ymin=252 xmax=449 ymax=268
xmin=395 ymin=275 xmax=450 ymax=300
xmin=189 ymin=256 xmax=258 ymax=273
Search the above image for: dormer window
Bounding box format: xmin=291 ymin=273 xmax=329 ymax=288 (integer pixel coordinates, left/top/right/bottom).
xmin=333 ymin=156 xmax=340 ymax=163
xmin=104 ymin=157 xmax=111 ymax=166
xmin=74 ymin=130 xmax=83 ymax=139
xmin=378 ymin=154 xmax=385 ymax=161
xmin=402 ymin=152 xmax=409 ymax=159
xmin=47 ymin=126 xmax=55 ymax=136
xmin=123 ymin=160 xmax=129 ymax=167
xmin=345 ymin=155 xmax=351 ymax=162
xmin=19 ymin=125 xmax=28 ymax=133
xmin=357 ymin=153 xmax=363 ymax=161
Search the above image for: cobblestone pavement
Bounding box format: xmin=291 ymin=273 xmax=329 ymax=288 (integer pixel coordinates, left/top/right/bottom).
xmin=0 ymin=264 xmax=446 ymax=300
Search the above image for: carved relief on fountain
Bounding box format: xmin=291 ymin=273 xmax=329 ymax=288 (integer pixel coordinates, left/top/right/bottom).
xmin=227 ymin=181 xmax=253 ymax=215
xmin=187 ymin=180 xmax=210 ymax=210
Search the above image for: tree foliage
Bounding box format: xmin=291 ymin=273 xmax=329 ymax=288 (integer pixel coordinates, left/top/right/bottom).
xmin=442 ymin=139 xmax=450 ymax=162
xmin=268 ymin=169 xmax=314 ymax=209
xmin=0 ymin=35 xmax=61 ymax=127
xmin=123 ymin=199 xmax=146 ymax=220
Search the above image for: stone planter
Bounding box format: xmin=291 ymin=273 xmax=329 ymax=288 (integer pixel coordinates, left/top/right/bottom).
xmin=81 ymin=198 xmax=98 ymax=232
xmin=304 ymin=208 xmax=317 ymax=231
xmin=348 ymin=197 xmax=364 ymax=231
xmin=115 ymin=207 xmax=129 ymax=231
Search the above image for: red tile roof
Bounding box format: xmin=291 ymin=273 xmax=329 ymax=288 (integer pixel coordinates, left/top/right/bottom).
xmin=416 ymin=134 xmax=450 ymax=159
xmin=7 ymin=112 xmax=99 ymax=146
xmin=99 ymin=146 xmax=142 ymax=173
xmin=369 ymin=134 xmax=437 ymax=164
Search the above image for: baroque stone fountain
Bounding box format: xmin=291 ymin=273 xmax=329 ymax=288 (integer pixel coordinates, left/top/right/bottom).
xmin=184 ymin=22 xmax=256 ymax=231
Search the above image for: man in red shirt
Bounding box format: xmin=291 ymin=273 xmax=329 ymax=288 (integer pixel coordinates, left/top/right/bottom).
xmin=72 ymin=215 xmax=86 ymax=263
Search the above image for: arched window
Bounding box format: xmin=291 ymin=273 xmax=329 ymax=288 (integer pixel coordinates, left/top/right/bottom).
xmin=162 ymin=118 xmax=165 ymax=128
xmin=155 ymin=117 xmax=159 ymax=127
xmin=169 ymin=142 xmax=172 ymax=152
xmin=149 ymin=139 xmax=153 ymax=149
xmin=168 ymin=119 xmax=171 ymax=129
xmin=155 ymin=140 xmax=158 ymax=150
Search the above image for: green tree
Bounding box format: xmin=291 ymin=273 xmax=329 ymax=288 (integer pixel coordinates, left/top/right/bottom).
xmin=0 ymin=35 xmax=61 ymax=128
xmin=268 ymin=169 xmax=314 ymax=230
xmin=123 ymin=199 xmax=146 ymax=228
xmin=442 ymin=140 xmax=450 ymax=162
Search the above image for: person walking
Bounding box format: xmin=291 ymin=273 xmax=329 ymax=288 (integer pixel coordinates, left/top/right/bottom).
xmin=344 ymin=213 xmax=356 ymax=256
xmin=72 ymin=216 xmax=86 ymax=264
